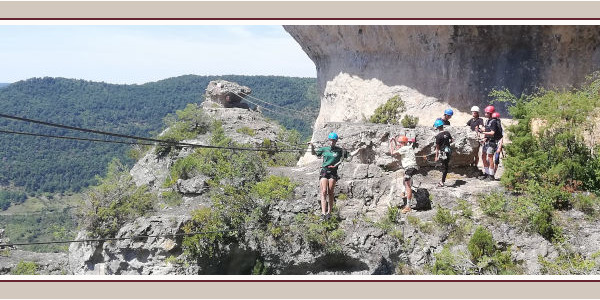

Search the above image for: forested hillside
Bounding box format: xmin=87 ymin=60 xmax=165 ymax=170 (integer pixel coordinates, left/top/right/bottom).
xmin=0 ymin=75 xmax=318 ymax=194
xmin=0 ymin=83 xmax=10 ymax=89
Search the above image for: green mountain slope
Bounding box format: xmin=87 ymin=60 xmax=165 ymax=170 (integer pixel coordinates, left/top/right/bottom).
xmin=0 ymin=75 xmax=318 ymax=194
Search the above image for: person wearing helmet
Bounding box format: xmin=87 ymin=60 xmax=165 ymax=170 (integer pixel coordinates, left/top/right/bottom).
xmin=436 ymin=108 xmax=453 ymax=126
xmin=389 ymin=134 xmax=418 ymax=213
xmin=308 ymin=132 xmax=350 ymax=220
xmin=491 ymin=112 xmax=504 ymax=175
xmin=467 ymin=106 xmax=484 ymax=168
xmin=480 ymin=106 xmax=503 ymax=180
xmin=434 ymin=119 xmax=453 ymax=187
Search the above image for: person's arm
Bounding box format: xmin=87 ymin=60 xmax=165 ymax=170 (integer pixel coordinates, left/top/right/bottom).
xmin=308 ymin=142 xmax=318 ymax=156
xmin=496 ymin=138 xmax=503 ymax=153
xmin=435 ymin=143 xmax=440 ymax=161
xmin=389 ymin=136 xmax=397 ymax=155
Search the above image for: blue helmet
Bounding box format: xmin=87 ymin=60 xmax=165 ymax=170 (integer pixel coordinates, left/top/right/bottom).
xmin=444 ymin=108 xmax=454 ymax=116
xmin=433 ymin=119 xmax=444 ymax=128
xmin=328 ymin=132 xmax=339 ymax=140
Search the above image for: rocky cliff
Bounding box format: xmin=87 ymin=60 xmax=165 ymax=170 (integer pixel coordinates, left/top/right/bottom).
xmin=284 ymin=25 xmax=600 ymax=129
xmin=65 ymin=100 xmax=600 ymax=275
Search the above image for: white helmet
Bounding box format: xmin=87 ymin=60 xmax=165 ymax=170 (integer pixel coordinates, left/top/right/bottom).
xmin=471 ymin=106 xmax=480 ymax=113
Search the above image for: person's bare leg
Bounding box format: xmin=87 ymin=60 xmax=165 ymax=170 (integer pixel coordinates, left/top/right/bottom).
xmin=327 ymin=179 xmax=336 ymax=214
xmin=320 ymin=178 xmax=329 ymax=214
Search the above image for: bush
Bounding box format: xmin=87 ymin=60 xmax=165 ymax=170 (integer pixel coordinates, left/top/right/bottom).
xmin=433 ymin=205 xmax=456 ymax=227
xmin=182 ymin=207 xmax=228 ymax=259
xmin=432 ymin=245 xmax=461 ymax=275
xmin=572 ymin=193 xmax=600 ymax=218
xmin=457 ymin=199 xmax=473 ymax=219
xmin=252 ymin=175 xmax=296 ymax=204
xmin=236 ymin=126 xmax=256 ymax=136
xmin=80 ymin=159 xmax=156 ymax=238
xmin=539 ymin=250 xmax=600 ymax=275
xmin=468 ymin=226 xmax=495 ymax=263
xmin=491 ymin=73 xmax=600 ymax=193
xmin=478 ymin=191 xmax=507 ymax=218
xmin=11 ymin=261 xmax=38 ymax=275
xmin=401 ymin=115 xmax=419 ymax=128
xmin=369 ymin=95 xmax=406 ymax=124
xmin=155 ymin=103 xmax=211 ymax=156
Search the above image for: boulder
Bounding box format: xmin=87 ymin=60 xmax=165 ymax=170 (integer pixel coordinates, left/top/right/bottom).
xmin=204 ymin=80 xmax=252 ymax=109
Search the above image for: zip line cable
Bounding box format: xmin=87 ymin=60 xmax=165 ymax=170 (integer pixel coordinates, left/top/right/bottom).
xmin=0 ymin=223 xmax=302 ymax=247
xmin=230 ymin=92 xmax=315 ymax=122
xmin=0 ymin=113 xmax=308 ymax=153
xmin=0 ymin=129 xmax=157 ymax=146
xmin=0 ymin=228 xmax=249 ymax=247
xmin=235 ymin=91 xmax=318 ymax=118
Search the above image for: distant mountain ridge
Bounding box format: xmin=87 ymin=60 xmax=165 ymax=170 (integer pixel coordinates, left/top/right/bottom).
xmin=0 ymin=75 xmax=318 ymax=193
xmin=0 ymin=83 xmax=10 ymax=89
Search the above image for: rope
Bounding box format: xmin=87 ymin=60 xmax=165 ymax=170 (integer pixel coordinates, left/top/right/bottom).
xmin=230 ymin=92 xmax=314 ymax=121
xmin=0 ymin=228 xmax=247 ymax=247
xmin=0 ymin=129 xmax=156 ymax=146
xmin=236 ymin=91 xmax=318 ymax=118
xmin=0 ymin=113 xmax=307 ymax=153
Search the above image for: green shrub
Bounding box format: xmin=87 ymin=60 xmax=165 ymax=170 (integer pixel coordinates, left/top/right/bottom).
xmin=252 ymin=175 xmax=296 ymax=204
xmin=491 ymin=73 xmax=600 ymax=193
xmin=433 ymin=205 xmax=456 ymax=227
xmin=401 ymin=115 xmax=419 ymax=128
xmin=155 ymin=103 xmax=211 ymax=156
xmin=80 ymin=159 xmax=156 ymax=238
xmin=182 ymin=207 xmax=228 ymax=259
xmin=161 ymin=191 xmax=183 ymax=207
xmin=468 ymin=226 xmax=495 ymax=263
xmin=261 ymin=128 xmax=304 ymax=167
xmin=457 ymin=199 xmax=473 ymax=219
xmin=11 ymin=261 xmax=38 ymax=275
xmin=432 ymin=245 xmax=460 ymax=275
xmin=369 ymin=95 xmax=406 ymax=124
xmin=539 ymin=250 xmax=600 ymax=275
xmin=478 ymin=191 xmax=507 ymax=218
xmin=572 ymin=193 xmax=600 ymax=218
xmin=297 ymin=213 xmax=345 ymax=254
xmin=337 ymin=193 xmax=348 ymax=201
xmin=236 ymin=126 xmax=256 ymax=136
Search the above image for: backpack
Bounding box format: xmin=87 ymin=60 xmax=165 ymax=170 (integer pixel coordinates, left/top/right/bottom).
xmin=413 ymin=188 xmax=432 ymax=210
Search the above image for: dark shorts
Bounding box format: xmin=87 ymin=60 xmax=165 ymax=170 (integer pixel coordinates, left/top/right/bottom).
xmin=483 ymin=140 xmax=498 ymax=155
xmin=320 ymin=167 xmax=339 ymax=180
xmin=404 ymin=167 xmax=417 ymax=182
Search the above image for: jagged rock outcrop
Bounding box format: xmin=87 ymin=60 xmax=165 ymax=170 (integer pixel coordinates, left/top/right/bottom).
xmin=204 ymin=80 xmax=251 ymax=108
xmin=284 ymin=25 xmax=600 ymax=129
xmin=69 ymin=100 xmax=600 ymax=275
xmin=301 ymin=122 xmax=479 ymax=168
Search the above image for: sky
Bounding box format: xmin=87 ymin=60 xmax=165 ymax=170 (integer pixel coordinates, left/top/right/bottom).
xmin=0 ymin=25 xmax=316 ymax=84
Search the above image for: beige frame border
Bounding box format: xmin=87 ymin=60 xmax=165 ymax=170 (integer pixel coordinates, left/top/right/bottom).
xmin=0 ymin=1 xmax=599 ymax=19
xmin=1 ymin=0 xmax=600 ymax=299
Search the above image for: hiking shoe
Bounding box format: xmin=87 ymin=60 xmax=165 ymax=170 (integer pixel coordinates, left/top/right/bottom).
xmin=478 ymin=174 xmax=488 ymax=180
xmin=321 ymin=214 xmax=328 ymax=221
xmin=484 ymin=175 xmax=494 ymax=181
xmin=401 ymin=206 xmax=412 ymax=214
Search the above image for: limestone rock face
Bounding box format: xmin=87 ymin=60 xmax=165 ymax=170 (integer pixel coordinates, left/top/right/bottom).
xmin=204 ymin=80 xmax=252 ymax=108
xmin=299 ymin=122 xmax=480 ymax=168
xmin=284 ymin=25 xmax=600 ymax=128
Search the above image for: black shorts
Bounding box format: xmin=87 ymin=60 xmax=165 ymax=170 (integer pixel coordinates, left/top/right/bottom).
xmin=320 ymin=167 xmax=339 ymax=180
xmin=483 ymin=140 xmax=498 ymax=155
xmin=404 ymin=167 xmax=417 ymax=182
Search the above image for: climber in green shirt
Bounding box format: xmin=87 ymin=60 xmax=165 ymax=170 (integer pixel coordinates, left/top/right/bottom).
xmin=308 ymin=132 xmax=357 ymax=221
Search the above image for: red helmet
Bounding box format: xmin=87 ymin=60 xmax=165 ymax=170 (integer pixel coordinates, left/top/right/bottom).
xmin=484 ymin=106 xmax=495 ymax=114
xmin=397 ymin=135 xmax=408 ymax=143
xmin=492 ymin=112 xmax=500 ymax=119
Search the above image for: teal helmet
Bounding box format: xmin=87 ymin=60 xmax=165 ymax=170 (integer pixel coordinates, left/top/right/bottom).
xmin=328 ymin=132 xmax=339 ymax=140
xmin=433 ymin=119 xmax=444 ymax=128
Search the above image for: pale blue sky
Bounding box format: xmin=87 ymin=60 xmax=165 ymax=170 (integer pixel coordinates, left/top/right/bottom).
xmin=0 ymin=25 xmax=316 ymax=84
